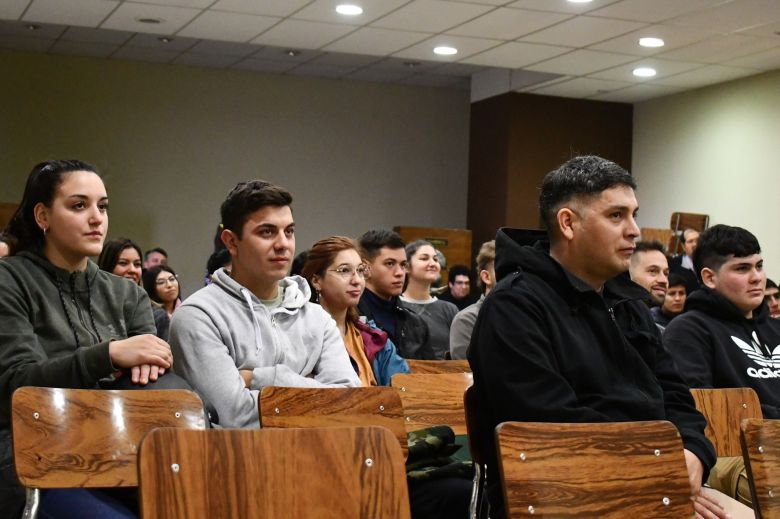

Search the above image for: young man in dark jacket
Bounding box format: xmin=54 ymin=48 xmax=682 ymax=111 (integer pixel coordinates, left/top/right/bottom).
xmin=468 ymin=155 xmax=735 ymax=519
xmin=665 ymin=224 xmax=780 ymax=506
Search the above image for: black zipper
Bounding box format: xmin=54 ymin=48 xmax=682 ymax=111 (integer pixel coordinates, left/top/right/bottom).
xmin=69 ymin=273 xmax=99 ymax=343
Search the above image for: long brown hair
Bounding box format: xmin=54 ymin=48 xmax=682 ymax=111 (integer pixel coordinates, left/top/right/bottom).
xmin=302 ymin=236 xmax=363 ymax=322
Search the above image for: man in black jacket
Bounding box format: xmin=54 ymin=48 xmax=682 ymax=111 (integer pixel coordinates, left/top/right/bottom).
xmin=665 ymin=224 xmax=780 ymax=506
xmin=469 ymin=155 xmax=732 ymax=519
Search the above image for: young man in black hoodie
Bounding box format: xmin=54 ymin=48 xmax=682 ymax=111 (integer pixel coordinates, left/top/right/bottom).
xmin=469 ymin=155 xmax=740 ymax=519
xmin=665 ymin=224 xmax=780 ymax=506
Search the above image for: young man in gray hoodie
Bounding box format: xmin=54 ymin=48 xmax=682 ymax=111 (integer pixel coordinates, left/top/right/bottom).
xmin=170 ymin=180 xmax=360 ymax=428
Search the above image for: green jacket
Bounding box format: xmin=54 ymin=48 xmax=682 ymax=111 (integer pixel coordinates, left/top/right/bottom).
xmin=0 ymin=251 xmax=155 ymax=426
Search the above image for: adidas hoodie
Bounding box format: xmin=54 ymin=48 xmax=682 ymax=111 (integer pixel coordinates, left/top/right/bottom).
xmin=664 ymin=287 xmax=780 ymax=418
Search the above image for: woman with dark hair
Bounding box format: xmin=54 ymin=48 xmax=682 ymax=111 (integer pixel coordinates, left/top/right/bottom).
xmin=142 ymin=265 xmax=181 ymax=319
xmin=766 ymin=278 xmax=780 ymax=319
xmin=400 ymin=240 xmax=458 ymax=359
xmin=99 ymin=238 xmax=170 ymax=340
xmin=301 ymin=236 xmax=408 ymax=386
xmin=0 ymin=160 xmax=178 ymax=517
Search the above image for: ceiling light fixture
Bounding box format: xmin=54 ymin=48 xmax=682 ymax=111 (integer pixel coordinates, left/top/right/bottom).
xmin=286 ymin=49 xmax=301 ymax=57
xmin=336 ymin=4 xmax=363 ymax=16
xmin=158 ymin=37 xmax=172 ymax=43
xmin=639 ymin=37 xmax=665 ymax=48
xmin=633 ymin=67 xmax=657 ymax=78
xmin=136 ymin=17 xmax=163 ymax=24
xmin=567 ymin=0 xmax=593 ymax=3
xmin=404 ymin=61 xmax=421 ymax=69
xmin=433 ymin=46 xmax=457 ymax=56
xmin=25 ymin=24 xmax=41 ymax=31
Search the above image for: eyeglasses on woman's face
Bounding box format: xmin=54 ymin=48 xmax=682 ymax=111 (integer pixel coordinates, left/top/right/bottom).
xmin=328 ymin=264 xmax=367 ymax=280
xmin=155 ymin=275 xmax=178 ymax=286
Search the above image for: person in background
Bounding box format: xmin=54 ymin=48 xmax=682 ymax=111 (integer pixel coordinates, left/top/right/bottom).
xmin=652 ymin=272 xmax=688 ymax=329
xmin=0 ymin=160 xmax=179 ymax=517
xmin=143 ymin=247 xmax=167 ymax=269
xmin=205 ymin=248 xmax=231 ymax=285
xmin=400 ymin=240 xmax=458 ymax=359
xmin=765 ymin=278 xmax=780 ymax=319
xmin=628 ymin=240 xmax=669 ymax=306
xmin=99 ymin=238 xmax=170 ymax=340
xmin=449 ymin=240 xmax=495 ymax=360
xmin=670 ymin=228 xmax=701 ymax=294
xmin=302 ymin=236 xmax=408 ymax=386
xmin=439 ymin=264 xmax=476 ymax=310
xmin=142 ymin=265 xmax=181 ymax=320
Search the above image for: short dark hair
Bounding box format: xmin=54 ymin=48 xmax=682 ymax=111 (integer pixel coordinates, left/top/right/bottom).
xmin=693 ymin=224 xmax=761 ymax=274
xmin=667 ymin=273 xmax=687 ymax=291
xmin=475 ymin=241 xmax=496 ymax=291
xmin=99 ymin=238 xmax=142 ymax=275
xmin=634 ymin=240 xmax=666 ymax=255
xmin=357 ymin=230 xmax=405 ymax=262
xmin=144 ymin=247 xmax=168 ymax=260
xmin=767 ymin=279 xmax=778 ymax=291
xmin=448 ymin=264 xmax=471 ymax=284
xmin=539 ymin=155 xmax=636 ymax=235
xmin=220 ymin=180 xmax=293 ymax=238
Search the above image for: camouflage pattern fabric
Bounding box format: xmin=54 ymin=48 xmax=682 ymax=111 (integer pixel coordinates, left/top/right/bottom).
xmin=406 ymin=425 xmax=474 ymax=480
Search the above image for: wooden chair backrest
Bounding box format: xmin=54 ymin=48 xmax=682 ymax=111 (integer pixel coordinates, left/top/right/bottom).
xmin=406 ymin=359 xmax=471 ymax=374
xmin=260 ymin=386 xmax=408 ymax=457
xmin=139 ymin=426 xmax=411 ymax=519
xmin=496 ymin=420 xmax=694 ymax=518
xmin=12 ymin=387 xmax=206 ymax=488
xmin=463 ymin=385 xmax=483 ymax=465
xmin=392 ymin=372 xmax=473 ymax=434
xmin=740 ymin=418 xmax=780 ymax=519
xmin=690 ymin=387 xmax=762 ymax=457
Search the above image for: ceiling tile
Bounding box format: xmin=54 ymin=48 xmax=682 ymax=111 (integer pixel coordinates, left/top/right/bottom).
xmin=101 ymin=2 xmax=200 ymax=35
xmin=172 ymin=51 xmax=239 ymax=68
xmin=0 ymin=34 xmax=54 ymax=52
xmin=440 ymin=0 xmax=510 ymax=5
xmin=433 ymin=62 xmax=488 ymax=76
xmin=666 ymin=0 xmax=780 ymax=34
xmin=508 ymin=0 xmax=619 ymax=15
xmin=737 ymin=19 xmax=780 ymax=38
xmin=589 ymin=83 xmax=685 ymax=102
xmin=527 ymin=76 xmax=635 ymax=98
xmin=0 ymin=0 xmax=31 ymax=20
xmin=50 ymin=39 xmax=117 ymax=57
xmin=527 ymin=49 xmax=637 ymax=75
xmin=588 ymin=23 xmax=716 ymax=56
xmin=520 ymin=15 xmax=645 ymax=48
xmin=652 ymin=64 xmax=760 ymax=88
xmin=24 ymin=0 xmax=119 ymax=27
xmin=308 ymin=52 xmax=383 ymax=67
xmin=287 ymin=61 xmax=355 ymax=78
xmin=0 ymin=20 xmax=66 ymax=39
xmin=232 ymin=56 xmax=297 ymax=73
xmin=370 ymin=56 xmax=442 ymax=73
xmin=510 ymin=69 xmax=563 ymax=89
xmin=251 ymin=45 xmax=322 ymax=62
xmin=324 ymin=27 xmax=431 ymax=56
xmin=657 ymin=34 xmax=779 ymax=64
xmin=129 ymin=0 xmax=212 ymax=7
xmin=178 ymin=10 xmax=279 ymax=42
xmin=446 ymin=7 xmax=570 ymax=40
xmin=346 ymin=67 xmax=413 ymax=83
xmin=589 ymin=57 xmax=703 ymax=82
xmin=293 ymin=0 xmax=409 ymax=26
xmin=187 ymin=39 xmax=259 ymax=57
xmin=61 ymin=26 xmax=133 ymax=44
xmin=112 ymin=45 xmax=181 ymax=62
xmin=371 ymin=0 xmax=492 ymax=33
xmin=393 ymin=34 xmax=502 ymax=61
xmin=400 ymin=73 xmax=466 ymax=88
xmin=461 ymin=40 xmax=571 ymax=68
xmin=252 ymin=19 xmax=355 ymax=50
xmin=725 ymin=47 xmax=780 ymax=70
xmin=210 ymin=0 xmax=311 ymax=17
xmin=124 ymin=32 xmax=198 ymax=50
xmin=588 ymin=0 xmax=724 ymax=23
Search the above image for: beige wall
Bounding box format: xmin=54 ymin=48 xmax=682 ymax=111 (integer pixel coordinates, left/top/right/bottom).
xmin=0 ymin=50 xmax=470 ymax=295
xmin=633 ymin=69 xmax=780 ymax=281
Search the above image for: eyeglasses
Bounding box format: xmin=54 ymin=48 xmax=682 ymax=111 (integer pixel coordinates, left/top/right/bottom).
xmin=329 ymin=265 xmax=367 ymax=279
xmin=155 ymin=275 xmax=178 ymax=286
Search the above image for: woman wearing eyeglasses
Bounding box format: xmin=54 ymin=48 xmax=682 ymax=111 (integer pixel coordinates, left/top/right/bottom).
xmin=142 ymin=265 xmax=181 ymax=320
xmin=302 ymin=236 xmax=408 ymax=386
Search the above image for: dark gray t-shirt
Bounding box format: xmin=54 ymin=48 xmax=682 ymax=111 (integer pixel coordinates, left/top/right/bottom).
xmin=399 ymin=296 xmax=458 ymax=359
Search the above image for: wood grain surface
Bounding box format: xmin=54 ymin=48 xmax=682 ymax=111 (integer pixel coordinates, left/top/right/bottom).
xmin=691 ymin=388 xmax=762 ymax=457
xmin=260 ymin=386 xmax=408 ymax=457
xmin=406 ymin=359 xmax=472 ymax=374
xmin=496 ymin=420 xmax=694 ymax=518
xmin=12 ymin=387 xmax=206 ymax=488
xmin=139 ymin=426 xmax=411 ymax=519
xmin=391 ymin=372 xmax=473 ymax=435
xmin=741 ymin=418 xmax=780 ymax=519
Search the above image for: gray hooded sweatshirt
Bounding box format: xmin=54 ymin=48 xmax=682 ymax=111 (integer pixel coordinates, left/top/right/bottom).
xmin=169 ymin=269 xmax=360 ymax=428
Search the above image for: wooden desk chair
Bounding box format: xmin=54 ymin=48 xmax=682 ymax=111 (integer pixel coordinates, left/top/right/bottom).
xmin=260 ymin=386 xmax=408 ymax=457
xmin=391 ymin=372 xmax=473 ymax=435
xmin=740 ymin=418 xmax=780 ymax=519
xmin=406 ymin=359 xmax=471 ymax=374
xmin=464 ymin=385 xmax=487 ymax=519
xmin=11 ymin=387 xmax=206 ymax=519
xmin=690 ymin=387 xmax=762 ymax=457
xmin=495 ymin=420 xmax=694 ymax=518
xmin=138 ymin=425 xmax=411 ymax=519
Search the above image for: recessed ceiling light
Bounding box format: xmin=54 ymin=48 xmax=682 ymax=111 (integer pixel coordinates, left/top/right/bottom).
xmin=404 ymin=61 xmax=421 ymax=69
xmin=136 ymin=17 xmax=163 ymax=24
xmin=286 ymin=49 xmax=301 ymax=57
xmin=567 ymin=0 xmax=593 ymax=3
xmin=158 ymin=36 xmax=173 ymax=43
xmin=639 ymin=37 xmax=665 ymax=48
xmin=25 ymin=24 xmax=40 ymax=31
xmin=633 ymin=67 xmax=657 ymax=78
xmin=336 ymin=4 xmax=363 ymax=15
xmin=433 ymin=46 xmax=457 ymax=56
